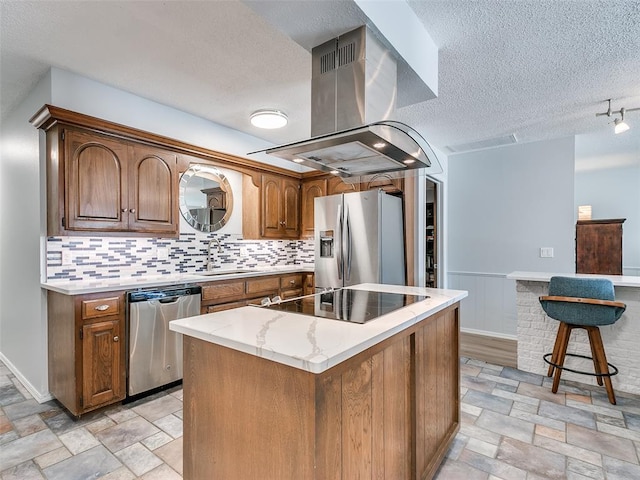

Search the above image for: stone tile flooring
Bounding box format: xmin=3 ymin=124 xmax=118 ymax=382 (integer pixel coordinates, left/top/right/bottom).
xmin=1 ymin=357 xmax=639 ymax=479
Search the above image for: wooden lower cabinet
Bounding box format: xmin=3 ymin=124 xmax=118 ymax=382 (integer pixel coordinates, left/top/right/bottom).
xmin=303 ymin=273 xmax=315 ymax=295
xmin=200 ymin=273 xmax=305 ymax=313
xmin=183 ymin=302 xmax=460 ymax=479
xmin=48 ymin=291 xmax=126 ymax=416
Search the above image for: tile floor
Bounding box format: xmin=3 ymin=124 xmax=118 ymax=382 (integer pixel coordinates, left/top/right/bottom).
xmin=1 ymin=357 xmax=640 ymax=479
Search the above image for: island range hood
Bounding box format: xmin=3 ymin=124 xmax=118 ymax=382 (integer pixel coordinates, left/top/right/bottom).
xmin=250 ymin=26 xmax=441 ymax=180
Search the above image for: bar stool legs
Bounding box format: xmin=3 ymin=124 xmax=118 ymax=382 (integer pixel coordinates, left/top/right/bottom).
xmin=545 ymin=322 xmax=617 ymax=405
xmin=587 ymin=327 xmax=617 ymax=405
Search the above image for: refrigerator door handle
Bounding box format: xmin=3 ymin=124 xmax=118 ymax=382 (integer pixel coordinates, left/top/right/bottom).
xmin=336 ymin=204 xmax=343 ymax=280
xmin=345 ymin=211 xmax=352 ymax=281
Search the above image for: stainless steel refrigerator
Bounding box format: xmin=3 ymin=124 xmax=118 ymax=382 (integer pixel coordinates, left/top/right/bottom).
xmin=314 ymin=190 xmax=406 ymax=289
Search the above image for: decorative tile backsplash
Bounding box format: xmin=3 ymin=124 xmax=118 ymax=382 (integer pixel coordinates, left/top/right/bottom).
xmin=46 ymin=233 xmax=314 ymax=281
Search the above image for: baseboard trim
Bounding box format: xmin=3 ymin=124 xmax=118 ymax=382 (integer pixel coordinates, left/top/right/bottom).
xmin=0 ymin=352 xmax=53 ymax=404
xmin=460 ymin=330 xmax=517 ymax=368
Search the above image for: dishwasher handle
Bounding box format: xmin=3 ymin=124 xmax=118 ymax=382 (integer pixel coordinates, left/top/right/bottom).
xmin=128 ymin=286 xmax=202 ymax=303
xmin=158 ymin=297 xmax=181 ymax=304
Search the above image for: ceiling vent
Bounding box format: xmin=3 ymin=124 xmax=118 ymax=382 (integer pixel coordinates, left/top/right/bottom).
xmin=445 ymin=134 xmax=517 ymax=154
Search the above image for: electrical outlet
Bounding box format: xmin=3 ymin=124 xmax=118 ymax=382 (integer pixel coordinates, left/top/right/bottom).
xmin=157 ymin=247 xmax=169 ymax=260
xmin=240 ymin=246 xmax=249 ymax=257
xmin=62 ymin=251 xmax=73 ymax=265
xmin=540 ymin=247 xmax=554 ymax=258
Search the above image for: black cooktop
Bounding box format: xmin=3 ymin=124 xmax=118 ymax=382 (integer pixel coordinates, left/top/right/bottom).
xmin=257 ymin=288 xmax=428 ymax=324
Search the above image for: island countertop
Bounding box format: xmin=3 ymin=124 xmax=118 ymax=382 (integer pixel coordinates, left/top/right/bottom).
xmin=169 ymin=283 xmax=467 ymax=374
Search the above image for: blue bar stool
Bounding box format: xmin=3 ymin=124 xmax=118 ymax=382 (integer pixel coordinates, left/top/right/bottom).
xmin=539 ymin=276 xmax=626 ymax=404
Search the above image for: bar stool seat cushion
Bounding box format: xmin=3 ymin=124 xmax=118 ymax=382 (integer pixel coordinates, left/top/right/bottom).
xmin=540 ymin=276 xmax=626 ymax=326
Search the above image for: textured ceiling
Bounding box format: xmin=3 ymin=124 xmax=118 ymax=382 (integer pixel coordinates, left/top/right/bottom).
xmin=1 ymin=0 xmax=639 ymax=155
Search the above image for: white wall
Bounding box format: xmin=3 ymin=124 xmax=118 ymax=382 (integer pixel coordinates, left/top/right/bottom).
xmin=446 ymin=137 xmax=575 ymax=336
xmin=0 ymin=72 xmax=52 ymax=400
xmin=0 ymin=68 xmax=301 ymax=400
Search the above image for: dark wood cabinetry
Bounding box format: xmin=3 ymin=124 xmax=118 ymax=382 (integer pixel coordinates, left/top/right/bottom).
xmin=52 ymin=127 xmax=178 ymax=236
xmin=243 ymin=173 xmax=301 ymax=240
xmin=303 ymin=273 xmax=315 ymax=295
xmin=576 ymin=219 xmax=625 ymax=275
xmin=261 ymin=174 xmax=300 ymax=239
xmin=360 ymin=173 xmax=404 ymax=194
xmin=326 ymin=175 xmax=359 ymax=195
xmin=48 ymin=291 xmax=126 ymax=416
xmin=301 ymin=178 xmax=327 ymax=238
xmin=200 ymin=273 xmax=306 ymax=313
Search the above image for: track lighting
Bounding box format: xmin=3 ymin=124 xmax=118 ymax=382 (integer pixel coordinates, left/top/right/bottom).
xmin=596 ymin=99 xmax=639 ymax=134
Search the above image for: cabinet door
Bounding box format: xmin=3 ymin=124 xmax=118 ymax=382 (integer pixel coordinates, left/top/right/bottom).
xmin=65 ymin=130 xmax=129 ymax=231
xmin=303 ymin=273 xmax=315 ymax=295
xmin=360 ymin=173 xmax=403 ymax=194
xmin=282 ymin=178 xmax=301 ymax=238
xmin=261 ymin=174 xmax=283 ymax=238
xmin=327 ymin=176 xmax=359 ymax=195
xmin=128 ymin=145 xmax=178 ymax=234
xmin=301 ymin=179 xmax=326 ymax=237
xmin=82 ymin=319 xmax=124 ymax=410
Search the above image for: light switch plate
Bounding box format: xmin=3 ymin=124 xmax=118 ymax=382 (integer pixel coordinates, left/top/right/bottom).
xmin=540 ymin=247 xmax=554 ymax=258
xmin=62 ymin=251 xmax=73 ymax=265
xmin=157 ymin=247 xmax=169 ymax=260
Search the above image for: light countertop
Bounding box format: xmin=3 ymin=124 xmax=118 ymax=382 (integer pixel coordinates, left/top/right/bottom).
xmin=169 ymin=283 xmax=468 ymax=374
xmin=42 ymin=265 xmax=314 ymax=295
xmin=507 ymin=271 xmax=640 ymax=288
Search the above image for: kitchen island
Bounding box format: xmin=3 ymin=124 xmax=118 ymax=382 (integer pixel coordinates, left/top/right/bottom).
xmin=170 ymin=283 xmax=467 ymax=480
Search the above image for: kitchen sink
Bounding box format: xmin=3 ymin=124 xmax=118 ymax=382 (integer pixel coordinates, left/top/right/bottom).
xmin=192 ymin=269 xmax=257 ymax=276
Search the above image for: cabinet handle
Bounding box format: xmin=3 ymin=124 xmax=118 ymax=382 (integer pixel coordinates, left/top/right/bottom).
xmin=113 ymin=336 xmax=119 ymax=342
xmin=95 ymin=304 xmax=110 ymax=311
xmin=121 ymin=208 xmax=128 ymax=213
xmin=280 ymin=221 xmax=286 ymax=226
xmin=130 ymin=208 xmax=136 ymax=214
xmin=289 ymin=280 xmax=295 ymax=285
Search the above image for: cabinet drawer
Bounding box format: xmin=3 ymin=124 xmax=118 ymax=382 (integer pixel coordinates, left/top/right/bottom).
xmin=246 ymin=277 xmax=280 ymax=296
xmin=81 ymin=297 xmax=121 ymax=320
xmin=280 ymin=274 xmax=303 ymax=290
xmin=281 ymin=288 xmax=303 ymax=300
xmin=202 ymin=281 xmax=245 ymax=303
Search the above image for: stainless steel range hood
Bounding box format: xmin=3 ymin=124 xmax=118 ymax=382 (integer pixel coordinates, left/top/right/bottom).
xmin=250 ymin=27 xmax=441 ymax=179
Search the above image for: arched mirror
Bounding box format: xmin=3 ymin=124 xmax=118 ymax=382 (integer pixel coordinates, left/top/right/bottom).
xmin=179 ymin=164 xmax=233 ymax=232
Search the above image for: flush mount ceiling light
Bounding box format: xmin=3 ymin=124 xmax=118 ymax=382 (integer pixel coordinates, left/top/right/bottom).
xmin=250 ymin=109 xmax=288 ymax=129
xmin=596 ymin=99 xmax=639 ymax=134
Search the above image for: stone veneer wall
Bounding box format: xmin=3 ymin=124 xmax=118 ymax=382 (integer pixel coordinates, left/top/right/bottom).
xmin=516 ymin=280 xmax=640 ymax=396
xmin=46 ymin=233 xmax=314 ymax=281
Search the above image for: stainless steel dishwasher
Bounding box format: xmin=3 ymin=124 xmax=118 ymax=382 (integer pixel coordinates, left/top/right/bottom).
xmin=127 ymin=285 xmax=202 ymax=397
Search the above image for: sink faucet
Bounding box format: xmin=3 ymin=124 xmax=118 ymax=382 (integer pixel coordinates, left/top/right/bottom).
xmin=206 ymin=238 xmax=222 ymax=271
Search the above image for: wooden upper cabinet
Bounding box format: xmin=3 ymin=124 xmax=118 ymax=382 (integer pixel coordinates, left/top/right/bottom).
xmin=326 ymin=175 xmax=359 ymax=195
xmin=282 ymin=178 xmax=301 ymax=238
xmin=301 ymin=178 xmax=327 ymax=238
xmin=65 ymin=130 xmax=129 ymax=231
xmin=260 ymin=174 xmax=300 ymax=239
xmin=128 ymin=145 xmax=177 ymax=233
xmin=62 ymin=128 xmax=178 ymax=236
xmin=261 ymin=175 xmax=283 ymax=238
xmin=360 ymin=173 xmax=404 ymax=194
